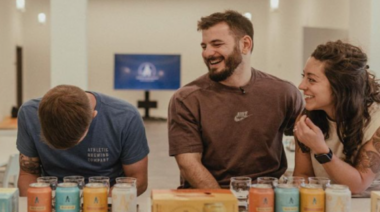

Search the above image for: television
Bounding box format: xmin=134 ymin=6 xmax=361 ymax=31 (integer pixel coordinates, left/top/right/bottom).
xmin=114 ymin=54 xmax=181 ymax=90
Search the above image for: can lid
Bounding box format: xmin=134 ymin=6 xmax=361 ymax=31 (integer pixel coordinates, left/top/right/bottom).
xmin=58 ymin=182 xmax=78 ymax=188
xmin=29 ymin=183 xmax=50 ymax=188
xmin=251 ymin=184 xmax=272 ymax=189
xmin=85 ymin=183 xmax=106 ymax=188
xmin=326 ymin=184 xmax=349 ymax=190
xmin=301 ymin=184 xmax=323 ymax=189
xmin=277 ymin=184 xmax=297 ymax=189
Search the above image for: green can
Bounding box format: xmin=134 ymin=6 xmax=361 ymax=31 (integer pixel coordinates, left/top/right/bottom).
xmin=275 ymin=184 xmax=299 ymax=212
xmin=55 ymin=183 xmax=80 ymax=212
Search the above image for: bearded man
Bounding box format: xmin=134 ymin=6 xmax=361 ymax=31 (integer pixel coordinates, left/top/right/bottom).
xmin=168 ymin=10 xmax=303 ymax=188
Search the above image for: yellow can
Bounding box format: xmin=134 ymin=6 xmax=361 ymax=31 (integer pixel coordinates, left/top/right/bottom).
xmin=300 ymin=184 xmax=325 ymax=212
xmin=83 ymin=183 xmax=108 ymax=212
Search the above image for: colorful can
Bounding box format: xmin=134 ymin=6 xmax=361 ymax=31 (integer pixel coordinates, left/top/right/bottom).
xmin=28 ymin=183 xmax=52 ymax=212
xmin=0 ymin=188 xmax=19 ymax=212
xmin=111 ymin=183 xmax=137 ymax=212
xmin=300 ymin=184 xmax=324 ymax=212
xmin=249 ymin=184 xmax=274 ymax=212
xmin=0 ymin=191 xmax=13 ymax=212
xmin=203 ymin=202 xmax=226 ymax=212
xmin=55 ymin=183 xmax=80 ymax=212
xmin=325 ymin=184 xmax=351 ymax=212
xmin=275 ymin=184 xmax=299 ymax=212
xmin=83 ymin=183 xmax=108 ymax=212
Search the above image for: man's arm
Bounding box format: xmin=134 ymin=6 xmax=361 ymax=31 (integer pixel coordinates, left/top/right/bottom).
xmin=18 ymin=153 xmax=41 ymax=196
xmin=122 ymin=156 xmax=148 ymax=196
xmin=175 ymin=153 xmax=220 ymax=189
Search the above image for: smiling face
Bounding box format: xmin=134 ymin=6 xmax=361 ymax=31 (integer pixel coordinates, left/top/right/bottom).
xmin=299 ymin=57 xmax=335 ymax=118
xmin=201 ymin=22 xmax=243 ymax=82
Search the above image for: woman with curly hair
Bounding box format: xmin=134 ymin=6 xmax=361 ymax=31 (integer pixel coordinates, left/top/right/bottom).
xmin=293 ymin=40 xmax=380 ymax=194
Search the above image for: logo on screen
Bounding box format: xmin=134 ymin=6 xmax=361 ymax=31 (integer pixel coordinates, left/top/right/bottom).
xmin=136 ymin=62 xmax=159 ymax=82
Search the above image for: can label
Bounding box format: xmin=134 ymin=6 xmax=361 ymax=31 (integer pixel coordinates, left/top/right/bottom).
xmin=28 ymin=183 xmax=52 ymax=212
xmin=55 ymin=183 xmax=80 ymax=212
xmin=275 ymin=185 xmax=299 ymax=212
xmin=83 ymin=183 xmax=108 ymax=212
xmin=325 ymin=185 xmax=351 ymax=212
xmin=249 ymin=184 xmax=274 ymax=212
xmin=111 ymin=184 xmax=137 ymax=212
xmin=300 ymin=186 xmax=324 ymax=212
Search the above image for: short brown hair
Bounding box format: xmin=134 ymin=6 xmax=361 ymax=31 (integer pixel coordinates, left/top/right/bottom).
xmin=39 ymin=85 xmax=93 ymax=149
xmin=197 ymin=10 xmax=254 ymax=51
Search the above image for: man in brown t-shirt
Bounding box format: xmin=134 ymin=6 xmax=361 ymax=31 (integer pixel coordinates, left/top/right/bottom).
xmin=168 ymin=10 xmax=303 ymax=188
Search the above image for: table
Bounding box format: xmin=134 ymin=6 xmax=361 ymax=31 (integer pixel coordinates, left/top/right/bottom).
xmin=0 ymin=116 xmax=17 ymax=129
xmin=15 ymin=197 xmax=370 ymax=212
xmin=0 ymin=116 xmax=17 ymax=137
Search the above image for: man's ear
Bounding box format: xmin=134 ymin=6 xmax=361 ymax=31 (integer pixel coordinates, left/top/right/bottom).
xmin=93 ymin=110 xmax=98 ymax=118
xmin=241 ymin=35 xmax=253 ymax=55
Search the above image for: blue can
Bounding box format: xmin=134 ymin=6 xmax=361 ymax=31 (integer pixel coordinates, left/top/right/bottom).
xmin=55 ymin=183 xmax=80 ymax=212
xmin=275 ymin=184 xmax=299 ymax=212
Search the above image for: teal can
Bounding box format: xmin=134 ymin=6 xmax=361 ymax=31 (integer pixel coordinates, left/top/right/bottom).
xmin=0 ymin=192 xmax=13 ymax=212
xmin=275 ymin=184 xmax=299 ymax=212
xmin=55 ymin=183 xmax=80 ymax=212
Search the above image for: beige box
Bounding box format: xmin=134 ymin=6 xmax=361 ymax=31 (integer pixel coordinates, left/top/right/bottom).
xmin=151 ymin=189 xmax=238 ymax=212
xmin=371 ymin=191 xmax=380 ymax=212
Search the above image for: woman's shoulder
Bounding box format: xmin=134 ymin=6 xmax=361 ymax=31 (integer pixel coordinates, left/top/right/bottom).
xmin=369 ymin=102 xmax=380 ymax=116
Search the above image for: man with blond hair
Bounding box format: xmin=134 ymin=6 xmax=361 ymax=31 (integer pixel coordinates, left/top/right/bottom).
xmin=17 ymin=85 xmax=149 ymax=196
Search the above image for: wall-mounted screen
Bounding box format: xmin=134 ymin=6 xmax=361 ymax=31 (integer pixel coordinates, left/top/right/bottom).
xmin=114 ymin=54 xmax=181 ymax=90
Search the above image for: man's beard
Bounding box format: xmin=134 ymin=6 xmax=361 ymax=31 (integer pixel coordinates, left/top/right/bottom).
xmin=205 ymin=44 xmax=243 ymax=82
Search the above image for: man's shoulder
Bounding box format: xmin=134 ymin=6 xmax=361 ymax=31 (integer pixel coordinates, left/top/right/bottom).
xmin=92 ymin=92 xmax=139 ymax=115
xmin=172 ymin=74 xmax=211 ymax=101
xmin=19 ymin=98 xmax=41 ymax=115
xmin=254 ymin=69 xmax=299 ymax=93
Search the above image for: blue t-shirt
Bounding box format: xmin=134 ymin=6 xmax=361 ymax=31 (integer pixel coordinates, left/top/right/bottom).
xmin=17 ymin=92 xmax=149 ymax=185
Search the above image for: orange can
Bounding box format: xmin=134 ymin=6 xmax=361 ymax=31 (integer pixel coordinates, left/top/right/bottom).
xmin=249 ymin=184 xmax=274 ymax=212
xmin=27 ymin=183 xmax=52 ymax=212
xmin=300 ymin=184 xmax=325 ymax=212
xmin=83 ymin=183 xmax=108 ymax=212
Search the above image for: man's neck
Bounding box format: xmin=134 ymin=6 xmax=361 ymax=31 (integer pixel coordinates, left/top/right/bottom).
xmin=219 ymin=65 xmax=252 ymax=88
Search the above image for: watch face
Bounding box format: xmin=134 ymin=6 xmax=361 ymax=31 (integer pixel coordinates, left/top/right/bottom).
xmin=315 ymin=149 xmax=333 ymax=164
xmin=315 ymin=155 xmax=331 ymax=164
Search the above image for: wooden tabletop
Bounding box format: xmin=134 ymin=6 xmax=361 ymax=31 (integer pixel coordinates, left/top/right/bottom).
xmin=0 ymin=116 xmax=17 ymax=129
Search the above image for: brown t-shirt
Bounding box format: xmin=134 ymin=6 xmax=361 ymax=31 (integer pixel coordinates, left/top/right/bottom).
xmin=168 ymin=68 xmax=303 ymax=188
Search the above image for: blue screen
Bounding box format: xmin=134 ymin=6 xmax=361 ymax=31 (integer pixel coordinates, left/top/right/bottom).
xmin=114 ymin=54 xmax=181 ymax=90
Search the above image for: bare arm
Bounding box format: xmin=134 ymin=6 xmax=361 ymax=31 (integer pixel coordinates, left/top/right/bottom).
xmin=122 ymin=156 xmax=148 ymax=196
xmin=293 ymin=137 xmax=315 ymax=180
xmin=175 ymin=153 xmax=220 ymax=189
xmin=295 ymin=115 xmax=380 ymax=193
xmin=18 ymin=153 xmax=41 ymax=196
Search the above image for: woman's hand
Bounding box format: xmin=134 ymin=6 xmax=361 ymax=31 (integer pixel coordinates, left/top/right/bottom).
xmin=294 ymin=115 xmax=329 ymax=154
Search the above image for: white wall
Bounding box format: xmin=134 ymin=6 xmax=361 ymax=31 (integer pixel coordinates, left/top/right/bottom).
xmin=22 ymin=0 xmax=51 ymax=101
xmin=2 ymin=0 xmax=376 ymax=120
xmin=266 ymin=0 xmax=349 ymax=86
xmin=0 ymin=0 xmax=19 ymax=121
xmin=87 ymin=0 xmax=267 ymax=118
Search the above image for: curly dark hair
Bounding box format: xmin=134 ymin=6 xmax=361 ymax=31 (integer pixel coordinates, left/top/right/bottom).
xmin=306 ymin=40 xmax=380 ymax=165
